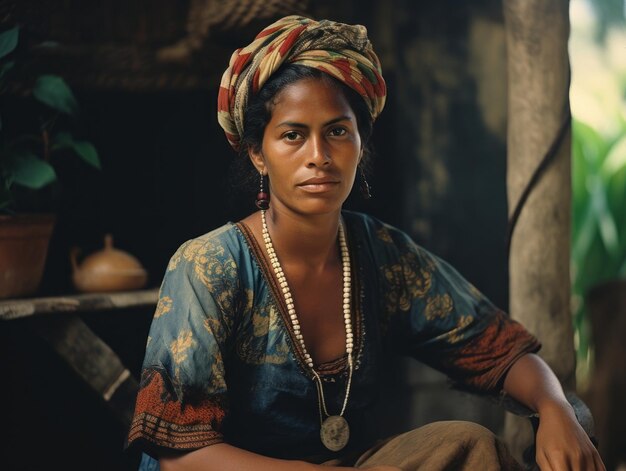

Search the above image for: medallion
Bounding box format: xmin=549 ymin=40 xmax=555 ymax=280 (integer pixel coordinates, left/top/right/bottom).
xmin=320 ymin=415 xmax=350 ymax=451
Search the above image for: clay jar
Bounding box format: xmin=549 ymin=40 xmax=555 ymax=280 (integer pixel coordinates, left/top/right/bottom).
xmin=71 ymin=234 xmax=148 ymax=293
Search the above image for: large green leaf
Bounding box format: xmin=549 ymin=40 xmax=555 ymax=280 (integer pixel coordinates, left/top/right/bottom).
xmin=602 ymin=134 xmax=626 ymax=265
xmin=577 ymin=233 xmax=612 ymax=294
xmin=573 ymin=122 xmax=626 ymax=274
xmin=573 ymin=120 xmax=609 ymax=171
xmin=587 ymin=174 xmax=620 ymax=258
xmin=53 ymin=132 xmax=101 ymax=169
xmin=33 ymin=75 xmax=79 ymax=116
xmin=0 ymin=26 xmax=18 ymax=60
xmin=607 ymin=167 xmax=626 ymax=242
xmin=572 ymin=130 xmax=591 ymax=238
xmin=72 ymin=141 xmax=101 ymax=169
xmin=605 ymin=141 xmax=626 ymax=216
xmin=601 ymin=134 xmax=626 ymax=180
xmin=572 ymin=200 xmax=598 ymax=270
xmin=7 ymin=151 xmax=57 ymax=189
xmin=570 ymin=119 xmax=626 ymax=379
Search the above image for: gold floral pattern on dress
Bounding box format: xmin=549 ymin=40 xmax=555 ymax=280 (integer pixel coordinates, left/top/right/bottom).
xmin=209 ymin=356 xmax=227 ymax=391
xmin=376 ymin=226 xmax=394 ymax=244
xmin=447 ymin=314 xmax=473 ymax=344
xmin=155 ymin=296 xmax=173 ymax=318
xmin=193 ymin=241 xmax=240 ymax=317
xmin=201 ymin=315 xmax=230 ymax=391
xmin=171 ymin=330 xmax=195 ymax=364
xmin=204 ymin=315 xmax=231 ymax=347
xmin=213 ymin=284 xmax=237 ymax=315
xmin=424 ymin=294 xmax=454 ymax=321
xmin=382 ymin=250 xmax=433 ymax=313
xmin=168 ymin=239 xmax=208 ymax=271
xmin=171 ymin=237 xmax=241 ymax=337
xmin=236 ymin=301 xmax=289 ymax=365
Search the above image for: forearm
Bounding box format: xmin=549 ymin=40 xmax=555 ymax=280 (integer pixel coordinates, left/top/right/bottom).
xmin=502 ymin=353 xmax=572 ymax=415
xmin=504 ymin=353 xmax=605 ymax=470
xmin=159 ymin=442 xmax=349 ymax=471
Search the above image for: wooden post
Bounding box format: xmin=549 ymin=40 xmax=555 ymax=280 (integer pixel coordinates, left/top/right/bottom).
xmin=32 ymin=315 xmax=139 ymax=428
xmin=503 ymin=0 xmax=575 ymax=458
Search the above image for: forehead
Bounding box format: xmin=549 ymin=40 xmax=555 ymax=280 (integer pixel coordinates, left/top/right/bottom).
xmin=269 ymin=78 xmax=355 ymax=122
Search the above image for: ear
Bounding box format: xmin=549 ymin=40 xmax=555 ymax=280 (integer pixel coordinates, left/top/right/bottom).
xmin=248 ymin=146 xmax=267 ymax=174
xmin=358 ymin=147 xmax=364 ymax=164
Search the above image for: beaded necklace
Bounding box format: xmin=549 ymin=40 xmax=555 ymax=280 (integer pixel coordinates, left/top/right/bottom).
xmin=261 ymin=210 xmax=354 ymax=452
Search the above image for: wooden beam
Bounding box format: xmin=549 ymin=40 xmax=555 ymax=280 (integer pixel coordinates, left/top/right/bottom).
xmin=0 ymin=289 xmax=159 ymax=321
xmin=31 ymin=315 xmax=139 ymax=428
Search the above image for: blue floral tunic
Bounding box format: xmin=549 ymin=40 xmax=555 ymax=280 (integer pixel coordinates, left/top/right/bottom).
xmin=127 ymin=211 xmax=539 ymax=463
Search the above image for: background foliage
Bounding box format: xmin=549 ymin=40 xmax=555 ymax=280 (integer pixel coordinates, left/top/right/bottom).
xmin=0 ymin=26 xmax=100 ymax=213
xmin=570 ymin=0 xmax=626 ymax=387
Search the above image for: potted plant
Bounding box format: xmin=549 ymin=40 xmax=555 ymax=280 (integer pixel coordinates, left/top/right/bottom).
xmin=0 ymin=25 xmax=101 ymax=298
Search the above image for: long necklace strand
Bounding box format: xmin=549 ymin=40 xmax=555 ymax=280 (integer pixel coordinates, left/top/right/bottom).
xmin=261 ymin=210 xmax=354 ymax=451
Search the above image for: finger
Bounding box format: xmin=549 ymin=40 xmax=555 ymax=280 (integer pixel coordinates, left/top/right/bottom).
xmin=592 ymin=450 xmax=606 ymax=471
xmin=536 ymin=450 xmax=555 ymax=471
xmin=544 ymin=450 xmax=569 ymax=471
xmin=577 ymin=444 xmax=603 ymax=471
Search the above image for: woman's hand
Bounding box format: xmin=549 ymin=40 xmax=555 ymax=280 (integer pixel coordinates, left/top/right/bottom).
xmin=503 ymin=354 xmax=606 ymax=471
xmin=535 ymin=400 xmax=605 ymax=471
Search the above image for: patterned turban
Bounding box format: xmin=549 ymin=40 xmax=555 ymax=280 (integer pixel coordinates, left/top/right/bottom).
xmin=217 ymin=15 xmax=387 ymax=151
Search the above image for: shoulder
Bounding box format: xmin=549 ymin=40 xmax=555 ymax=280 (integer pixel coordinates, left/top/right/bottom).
xmin=167 ymin=223 xmax=240 ymax=267
xmin=165 ymin=222 xmax=246 ymax=283
xmin=342 ymin=210 xmax=422 ymax=253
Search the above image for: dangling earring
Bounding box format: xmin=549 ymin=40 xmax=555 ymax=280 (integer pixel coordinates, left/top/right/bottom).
xmin=359 ymin=166 xmax=372 ymax=199
xmin=255 ymin=171 xmax=270 ymax=209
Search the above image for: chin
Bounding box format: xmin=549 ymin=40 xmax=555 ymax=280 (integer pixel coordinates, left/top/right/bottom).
xmin=293 ymin=199 xmax=345 ymax=216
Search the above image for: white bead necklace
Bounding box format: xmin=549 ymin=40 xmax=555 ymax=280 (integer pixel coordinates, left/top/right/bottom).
xmin=261 ymin=210 xmax=354 ymax=452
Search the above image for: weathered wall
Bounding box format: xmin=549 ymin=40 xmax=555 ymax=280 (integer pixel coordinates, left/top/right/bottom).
xmin=355 ymin=0 xmax=512 ymax=435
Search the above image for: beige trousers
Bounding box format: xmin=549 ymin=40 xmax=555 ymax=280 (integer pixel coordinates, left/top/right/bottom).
xmin=323 ymin=421 xmax=524 ymax=471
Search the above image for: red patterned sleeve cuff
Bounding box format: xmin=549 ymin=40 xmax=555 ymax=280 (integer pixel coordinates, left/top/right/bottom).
xmin=127 ymin=368 xmax=227 ymax=453
xmin=443 ymin=310 xmax=541 ymax=392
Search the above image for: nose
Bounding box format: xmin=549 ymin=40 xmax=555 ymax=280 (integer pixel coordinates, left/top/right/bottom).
xmin=306 ymin=135 xmax=331 ymax=167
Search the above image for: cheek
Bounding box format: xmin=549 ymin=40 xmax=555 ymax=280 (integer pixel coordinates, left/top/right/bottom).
xmin=266 ymin=163 xmax=295 ymax=193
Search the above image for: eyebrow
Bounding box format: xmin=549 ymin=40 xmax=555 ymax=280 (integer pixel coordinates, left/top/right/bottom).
xmin=275 ymin=115 xmax=353 ymax=129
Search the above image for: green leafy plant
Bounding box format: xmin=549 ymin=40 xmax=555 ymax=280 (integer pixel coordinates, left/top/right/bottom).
xmin=0 ymin=26 xmax=101 ymax=212
xmin=571 ymin=117 xmax=626 ymax=379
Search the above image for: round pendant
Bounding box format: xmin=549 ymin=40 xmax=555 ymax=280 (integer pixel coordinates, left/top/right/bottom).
xmin=320 ymin=415 xmax=350 ymax=452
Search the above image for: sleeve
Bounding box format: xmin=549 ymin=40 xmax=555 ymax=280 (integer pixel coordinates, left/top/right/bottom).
xmin=377 ymin=224 xmax=541 ymax=393
xmin=126 ymin=237 xmax=239 ymax=456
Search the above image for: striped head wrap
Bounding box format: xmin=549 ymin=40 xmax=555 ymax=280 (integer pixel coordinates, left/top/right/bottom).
xmin=217 ymin=15 xmax=387 ymax=151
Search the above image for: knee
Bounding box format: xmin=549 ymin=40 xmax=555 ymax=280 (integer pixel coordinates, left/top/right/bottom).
xmin=425 ymin=420 xmax=496 ymax=443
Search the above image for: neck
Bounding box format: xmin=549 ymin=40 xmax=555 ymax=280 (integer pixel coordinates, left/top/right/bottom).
xmin=264 ymin=206 xmax=342 ymax=271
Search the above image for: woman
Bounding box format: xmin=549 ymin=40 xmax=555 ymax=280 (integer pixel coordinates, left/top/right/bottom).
xmin=127 ymin=15 xmax=604 ymax=471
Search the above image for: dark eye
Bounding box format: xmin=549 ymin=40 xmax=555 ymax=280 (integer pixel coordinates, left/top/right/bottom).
xmin=329 ymin=127 xmax=347 ymax=137
xmin=283 ymin=131 xmax=301 ymax=141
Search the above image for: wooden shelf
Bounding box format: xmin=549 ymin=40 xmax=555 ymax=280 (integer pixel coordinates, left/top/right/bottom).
xmin=0 ymin=288 xmax=159 ymax=321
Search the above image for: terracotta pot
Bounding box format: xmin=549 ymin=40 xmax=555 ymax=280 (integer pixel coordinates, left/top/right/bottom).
xmin=70 ymin=234 xmax=148 ymax=293
xmin=0 ymin=213 xmax=56 ymax=299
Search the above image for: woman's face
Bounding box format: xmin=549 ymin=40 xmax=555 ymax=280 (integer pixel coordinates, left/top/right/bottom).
xmin=249 ymin=77 xmax=362 ymax=217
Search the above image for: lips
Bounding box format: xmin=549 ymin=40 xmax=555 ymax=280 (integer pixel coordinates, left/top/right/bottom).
xmin=297 ymin=176 xmax=340 ymax=193
xmin=298 ymin=176 xmax=340 ymax=185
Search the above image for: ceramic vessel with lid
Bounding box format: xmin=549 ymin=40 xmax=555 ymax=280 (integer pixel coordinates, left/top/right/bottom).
xmin=71 ymin=234 xmax=148 ymax=293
